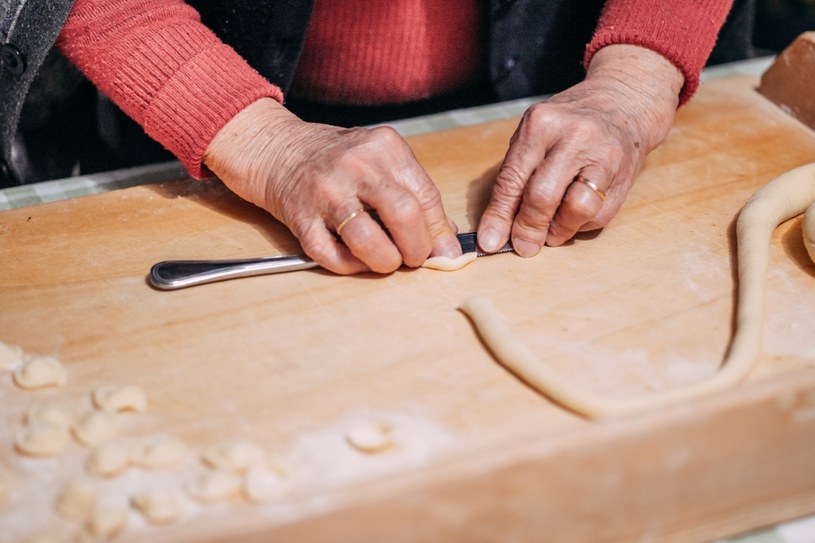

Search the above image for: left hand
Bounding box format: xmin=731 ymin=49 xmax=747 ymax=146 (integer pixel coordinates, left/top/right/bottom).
xmin=477 ymin=44 xmax=685 ymax=256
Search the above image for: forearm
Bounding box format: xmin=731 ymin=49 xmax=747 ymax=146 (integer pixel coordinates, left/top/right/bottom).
xmin=56 ymin=0 xmax=283 ymax=178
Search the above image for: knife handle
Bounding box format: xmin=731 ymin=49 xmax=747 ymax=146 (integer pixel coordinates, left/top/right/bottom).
xmin=149 ymin=255 xmax=320 ymax=290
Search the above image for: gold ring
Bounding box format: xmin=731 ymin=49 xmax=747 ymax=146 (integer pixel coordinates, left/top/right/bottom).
xmin=335 ymin=207 xmax=366 ymax=236
xmin=574 ymin=174 xmax=607 ymax=201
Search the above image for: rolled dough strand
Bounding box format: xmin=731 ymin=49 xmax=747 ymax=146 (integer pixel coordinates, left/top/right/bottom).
xmin=460 ymin=162 xmax=815 ymax=419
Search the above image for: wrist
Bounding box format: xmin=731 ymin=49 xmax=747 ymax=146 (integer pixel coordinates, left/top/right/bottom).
xmin=203 ymin=98 xmax=301 ymax=209
xmin=586 ymin=44 xmax=683 ymax=151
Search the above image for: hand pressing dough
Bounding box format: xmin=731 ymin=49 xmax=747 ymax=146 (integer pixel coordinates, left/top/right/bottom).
xmin=13 ymin=355 xmax=67 ymax=389
xmin=85 ymin=506 xmax=128 ymax=540
xmin=87 ymin=441 xmax=130 ymax=478
xmin=73 ymin=411 xmax=118 ymax=447
xmin=243 ymin=464 xmax=291 ymax=503
xmin=26 ymin=404 xmax=75 ymax=430
xmin=202 ymin=439 xmax=265 ymax=473
xmin=55 ymin=480 xmax=96 ymax=521
xmin=345 ymin=422 xmax=394 ymax=453
xmin=16 ymin=421 xmax=71 ymax=456
xmin=459 ymin=162 xmax=815 ymax=419
xmin=0 ymin=341 xmax=24 ymax=372
xmin=131 ymin=487 xmax=183 ymax=525
xmin=131 ymin=435 xmax=188 ymax=469
xmin=186 ymin=470 xmax=242 ymax=503
xmin=92 ymin=384 xmax=147 ymax=413
xmin=422 ymin=252 xmax=478 ymax=271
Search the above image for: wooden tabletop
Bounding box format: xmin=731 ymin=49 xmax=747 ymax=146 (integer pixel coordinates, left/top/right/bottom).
xmin=1 ymin=75 xmax=814 ymax=543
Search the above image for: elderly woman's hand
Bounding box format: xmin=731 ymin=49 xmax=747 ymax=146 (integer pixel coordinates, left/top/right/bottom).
xmin=477 ymin=44 xmax=685 ymax=256
xmin=203 ymin=99 xmax=461 ymax=274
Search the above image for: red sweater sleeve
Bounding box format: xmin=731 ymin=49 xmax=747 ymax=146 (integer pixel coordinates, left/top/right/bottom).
xmin=57 ymin=0 xmax=284 ymax=178
xmin=585 ymin=0 xmax=734 ymax=104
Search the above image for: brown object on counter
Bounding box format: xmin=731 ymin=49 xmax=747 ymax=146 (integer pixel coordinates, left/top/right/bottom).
xmin=759 ymin=31 xmax=815 ymax=130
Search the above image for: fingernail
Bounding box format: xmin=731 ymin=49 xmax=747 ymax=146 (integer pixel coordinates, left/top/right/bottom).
xmin=478 ymin=228 xmax=502 ymax=252
xmin=512 ymin=238 xmax=541 ymax=257
xmin=439 ymin=240 xmax=461 ymax=258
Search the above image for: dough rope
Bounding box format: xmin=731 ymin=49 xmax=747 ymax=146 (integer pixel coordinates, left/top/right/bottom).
xmin=461 ymin=162 xmax=815 ymax=419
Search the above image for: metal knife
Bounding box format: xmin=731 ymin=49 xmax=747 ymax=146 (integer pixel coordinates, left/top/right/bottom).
xmin=148 ymin=232 xmax=512 ymax=290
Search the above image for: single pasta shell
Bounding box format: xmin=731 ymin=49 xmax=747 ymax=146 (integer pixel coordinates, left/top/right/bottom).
xmin=186 ymin=470 xmax=242 ymax=503
xmin=92 ymin=384 xmax=147 ymax=413
xmin=16 ymin=421 xmax=71 ymax=457
xmin=130 ymin=435 xmax=188 ymax=469
xmin=73 ymin=411 xmax=118 ymax=447
xmin=243 ymin=464 xmax=291 ymax=503
xmin=131 ymin=487 xmax=183 ymax=525
xmin=13 ymin=355 xmax=67 ymax=389
xmin=55 ymin=480 xmax=96 ymax=521
xmin=201 ymin=439 xmax=266 ymax=473
xmin=345 ymin=422 xmax=394 ymax=454
xmin=85 ymin=506 xmax=128 ymax=539
xmin=26 ymin=404 xmax=75 ymax=430
xmin=87 ymin=441 xmax=130 ymax=477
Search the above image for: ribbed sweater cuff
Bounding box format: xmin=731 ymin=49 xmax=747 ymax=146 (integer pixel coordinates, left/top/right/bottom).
xmin=142 ymin=43 xmax=283 ymax=178
xmin=58 ymin=1 xmax=283 ymax=179
xmin=584 ymin=1 xmax=732 ymax=105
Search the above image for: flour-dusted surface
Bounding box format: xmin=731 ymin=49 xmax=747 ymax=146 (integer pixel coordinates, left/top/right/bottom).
xmin=1 ymin=76 xmax=815 ymax=542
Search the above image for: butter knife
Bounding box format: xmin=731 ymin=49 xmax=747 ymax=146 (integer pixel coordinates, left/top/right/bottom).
xmin=148 ymin=232 xmax=512 ymax=290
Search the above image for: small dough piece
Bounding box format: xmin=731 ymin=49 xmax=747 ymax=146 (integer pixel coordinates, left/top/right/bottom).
xmin=92 ymin=384 xmax=147 ymax=413
xmin=243 ymin=464 xmax=291 ymax=503
xmin=422 ymin=251 xmax=478 ymax=271
xmin=13 ymin=355 xmax=67 ymax=389
xmin=85 ymin=506 xmax=128 ymax=539
xmin=16 ymin=421 xmax=71 ymax=456
xmin=73 ymin=411 xmax=118 ymax=447
xmin=186 ymin=470 xmax=242 ymax=503
xmin=130 ymin=435 xmax=188 ymax=469
xmin=0 ymin=341 xmax=24 ymax=372
xmin=87 ymin=441 xmax=130 ymax=478
xmin=131 ymin=487 xmax=183 ymax=524
xmin=201 ymin=439 xmax=265 ymax=473
xmin=345 ymin=422 xmax=393 ymax=454
xmin=55 ymin=480 xmax=96 ymax=521
xmin=26 ymin=404 xmax=75 ymax=430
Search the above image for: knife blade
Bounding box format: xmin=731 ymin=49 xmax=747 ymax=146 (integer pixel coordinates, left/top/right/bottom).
xmin=148 ymin=232 xmax=513 ymax=290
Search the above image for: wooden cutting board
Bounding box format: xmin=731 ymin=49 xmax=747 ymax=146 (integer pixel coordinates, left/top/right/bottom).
xmin=1 ymin=76 xmax=815 ymax=543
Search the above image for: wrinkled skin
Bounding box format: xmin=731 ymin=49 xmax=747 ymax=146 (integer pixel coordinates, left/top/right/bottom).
xmin=204 ymin=44 xmax=684 ymax=273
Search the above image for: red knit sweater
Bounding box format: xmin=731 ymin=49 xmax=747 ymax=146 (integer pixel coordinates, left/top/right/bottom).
xmin=57 ymin=0 xmax=732 ymax=179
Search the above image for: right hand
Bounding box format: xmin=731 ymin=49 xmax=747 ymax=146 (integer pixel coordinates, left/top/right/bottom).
xmin=203 ymin=98 xmax=461 ymax=274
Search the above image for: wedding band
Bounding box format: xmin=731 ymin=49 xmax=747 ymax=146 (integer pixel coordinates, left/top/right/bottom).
xmin=574 ymin=174 xmax=607 ymax=201
xmin=335 ymin=208 xmax=366 ymax=236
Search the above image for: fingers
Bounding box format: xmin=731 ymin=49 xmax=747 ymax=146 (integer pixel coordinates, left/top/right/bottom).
xmin=546 ymin=168 xmax=608 ymax=247
xmin=477 ymin=127 xmax=539 ymax=254
xmin=274 ymin=125 xmax=460 ymax=275
xmin=477 ymin=92 xmax=642 ymax=256
xmin=507 ymin=149 xmax=578 ymax=256
xmin=355 ymin=182 xmax=431 ymax=269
